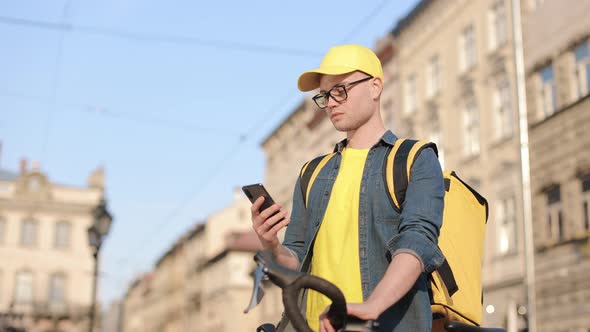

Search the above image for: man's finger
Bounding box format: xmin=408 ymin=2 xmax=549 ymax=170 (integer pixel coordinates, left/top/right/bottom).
xmin=259 ymin=203 xmax=282 ymax=220
xmin=250 ymin=196 xmax=265 ymax=215
xmin=267 ymin=217 xmax=290 ymax=235
xmin=264 ymin=210 xmax=288 ymax=228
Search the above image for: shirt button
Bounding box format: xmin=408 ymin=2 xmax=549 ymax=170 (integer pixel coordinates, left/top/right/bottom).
xmin=324 ymin=191 xmax=329 ymax=196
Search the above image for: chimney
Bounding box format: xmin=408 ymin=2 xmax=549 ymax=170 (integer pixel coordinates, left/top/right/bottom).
xmin=20 ymin=158 xmax=28 ymax=175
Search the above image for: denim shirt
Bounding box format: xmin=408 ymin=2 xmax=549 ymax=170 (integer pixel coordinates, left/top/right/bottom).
xmin=282 ymin=130 xmax=445 ymax=332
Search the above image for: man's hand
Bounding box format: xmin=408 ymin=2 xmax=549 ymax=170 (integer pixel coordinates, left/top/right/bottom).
xmin=251 ymin=196 xmax=290 ymax=250
xmin=318 ymin=302 xmax=380 ymax=332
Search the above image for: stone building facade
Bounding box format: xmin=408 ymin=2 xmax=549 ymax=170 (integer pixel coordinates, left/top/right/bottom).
xmin=0 ymin=160 xmax=107 ymax=332
xmin=523 ymin=0 xmax=590 ymax=330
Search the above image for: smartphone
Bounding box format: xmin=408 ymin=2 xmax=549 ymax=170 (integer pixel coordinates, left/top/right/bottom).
xmin=242 ymin=183 xmax=279 ymax=216
xmin=242 ymin=183 xmax=275 ymax=211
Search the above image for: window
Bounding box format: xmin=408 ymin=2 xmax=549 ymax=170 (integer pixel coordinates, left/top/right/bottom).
xmin=21 ymin=219 xmax=38 ymax=247
xmin=493 ymin=79 xmax=513 ymax=140
xmin=48 ymin=273 xmax=66 ymax=305
xmin=0 ymin=216 xmax=5 ymax=244
xmin=497 ymin=195 xmax=517 ymax=255
xmin=15 ymin=271 xmax=34 ymax=304
xmin=582 ymin=176 xmax=590 ymax=232
xmin=489 ymin=0 xmax=507 ymax=51
xmin=546 ymin=186 xmax=564 ymax=242
xmin=54 ymin=221 xmax=71 ymax=249
xmin=404 ymin=74 xmax=417 ymax=114
xmin=427 ymin=55 xmax=441 ymax=98
xmin=462 ymin=99 xmax=480 ymax=156
xmin=574 ymin=42 xmax=590 ymax=99
xmin=460 ymin=24 xmax=477 ymax=71
xmin=538 ymin=64 xmax=557 ymax=118
xmin=427 ymin=105 xmax=445 ymax=168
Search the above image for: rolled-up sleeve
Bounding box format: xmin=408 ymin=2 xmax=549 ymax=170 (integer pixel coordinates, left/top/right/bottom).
xmin=386 ymin=148 xmax=445 ymax=273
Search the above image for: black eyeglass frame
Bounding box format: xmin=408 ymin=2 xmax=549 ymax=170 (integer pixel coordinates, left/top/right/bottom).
xmin=312 ymin=76 xmax=374 ymax=109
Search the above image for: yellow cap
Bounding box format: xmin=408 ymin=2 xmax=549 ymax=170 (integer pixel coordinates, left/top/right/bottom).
xmin=297 ymin=44 xmax=383 ymax=92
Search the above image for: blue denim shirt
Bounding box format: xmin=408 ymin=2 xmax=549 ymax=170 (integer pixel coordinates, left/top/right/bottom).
xmin=283 ymin=130 xmax=445 ymax=332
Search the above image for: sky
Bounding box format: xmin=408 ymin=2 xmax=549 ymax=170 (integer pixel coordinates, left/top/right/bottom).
xmin=0 ymin=0 xmax=419 ymax=306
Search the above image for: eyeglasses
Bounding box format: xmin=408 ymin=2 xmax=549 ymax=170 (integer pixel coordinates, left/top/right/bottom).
xmin=312 ymin=76 xmax=373 ymax=109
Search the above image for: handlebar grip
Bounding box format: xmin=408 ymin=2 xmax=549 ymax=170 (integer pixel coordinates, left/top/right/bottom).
xmin=282 ymin=274 xmax=347 ymax=332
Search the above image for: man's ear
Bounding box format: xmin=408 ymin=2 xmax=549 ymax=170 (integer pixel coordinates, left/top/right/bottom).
xmin=371 ymin=77 xmax=383 ymax=100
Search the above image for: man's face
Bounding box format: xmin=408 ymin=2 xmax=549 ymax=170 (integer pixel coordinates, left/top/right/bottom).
xmin=318 ymin=71 xmax=377 ymax=133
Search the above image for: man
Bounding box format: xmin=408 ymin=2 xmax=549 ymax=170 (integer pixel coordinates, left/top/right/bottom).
xmin=251 ymin=44 xmax=444 ymax=332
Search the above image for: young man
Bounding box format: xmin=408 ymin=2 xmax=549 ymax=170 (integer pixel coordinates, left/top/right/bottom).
xmin=251 ymin=44 xmax=444 ymax=332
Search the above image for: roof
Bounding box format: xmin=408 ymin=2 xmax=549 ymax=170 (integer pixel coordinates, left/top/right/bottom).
xmin=199 ymin=230 xmax=263 ymax=270
xmin=261 ymin=99 xmax=308 ymax=147
xmin=391 ymin=0 xmax=433 ymax=37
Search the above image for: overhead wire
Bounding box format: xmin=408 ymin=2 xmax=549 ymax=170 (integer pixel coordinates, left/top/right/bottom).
xmin=0 ymin=15 xmax=322 ymax=57
xmin=39 ymin=0 xmax=73 ymax=166
xmin=0 ymin=90 xmax=241 ymax=136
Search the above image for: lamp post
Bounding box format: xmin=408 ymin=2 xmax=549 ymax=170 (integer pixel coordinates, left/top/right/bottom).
xmin=87 ymin=198 xmax=113 ymax=332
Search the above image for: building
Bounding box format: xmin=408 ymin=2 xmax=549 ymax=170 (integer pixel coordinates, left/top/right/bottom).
xmin=121 ymin=225 xmax=200 ymax=332
xmin=101 ymin=300 xmax=123 ymax=332
xmin=121 ymin=190 xmax=280 ymax=332
xmin=120 ymin=273 xmax=153 ymax=332
xmin=386 ymin=0 xmax=527 ymax=329
xmin=523 ymin=0 xmax=590 ymax=330
xmin=0 ymin=159 xmax=107 ymax=332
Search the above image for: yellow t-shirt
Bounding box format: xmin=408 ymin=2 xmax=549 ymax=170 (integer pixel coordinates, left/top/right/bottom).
xmin=305 ymin=147 xmax=368 ymax=331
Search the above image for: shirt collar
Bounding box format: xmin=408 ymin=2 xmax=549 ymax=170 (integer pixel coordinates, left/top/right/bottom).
xmin=333 ymin=130 xmax=398 ymax=152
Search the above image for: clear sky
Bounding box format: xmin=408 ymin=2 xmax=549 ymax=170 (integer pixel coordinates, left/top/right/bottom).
xmin=0 ymin=0 xmax=418 ymax=306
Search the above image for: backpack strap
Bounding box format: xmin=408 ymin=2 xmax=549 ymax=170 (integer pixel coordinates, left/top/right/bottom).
xmin=299 ymin=153 xmax=336 ymax=208
xmin=385 ymin=139 xmax=438 ymax=211
xmin=385 ymin=139 xmax=458 ymax=296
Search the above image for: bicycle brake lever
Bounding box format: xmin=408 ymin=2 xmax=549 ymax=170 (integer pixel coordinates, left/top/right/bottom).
xmin=254 ymin=250 xmax=303 ymax=288
xmin=244 ymin=263 xmax=266 ymax=313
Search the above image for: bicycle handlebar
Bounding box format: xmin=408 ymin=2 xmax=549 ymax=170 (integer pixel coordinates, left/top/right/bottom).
xmin=249 ymin=251 xmax=505 ymax=332
xmin=282 ymin=274 xmax=347 ymax=332
xmin=252 ymin=250 xmax=348 ymax=331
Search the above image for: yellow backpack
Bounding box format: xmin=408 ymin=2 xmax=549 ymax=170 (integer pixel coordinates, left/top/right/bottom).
xmin=299 ymin=138 xmax=488 ymax=326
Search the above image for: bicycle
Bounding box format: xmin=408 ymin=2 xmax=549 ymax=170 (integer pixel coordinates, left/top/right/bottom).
xmin=245 ymin=250 xmax=506 ymax=332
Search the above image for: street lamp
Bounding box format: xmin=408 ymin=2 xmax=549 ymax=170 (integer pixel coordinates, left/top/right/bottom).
xmin=87 ymin=198 xmax=113 ymax=332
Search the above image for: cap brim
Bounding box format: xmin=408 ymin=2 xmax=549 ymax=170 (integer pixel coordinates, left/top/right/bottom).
xmin=297 ymin=66 xmax=358 ymax=92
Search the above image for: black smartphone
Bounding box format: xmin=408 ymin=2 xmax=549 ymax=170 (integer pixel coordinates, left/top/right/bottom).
xmin=242 ymin=183 xmax=278 ymax=215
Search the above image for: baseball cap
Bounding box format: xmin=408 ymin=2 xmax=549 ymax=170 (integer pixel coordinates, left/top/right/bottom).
xmin=297 ymin=44 xmax=384 ymax=92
